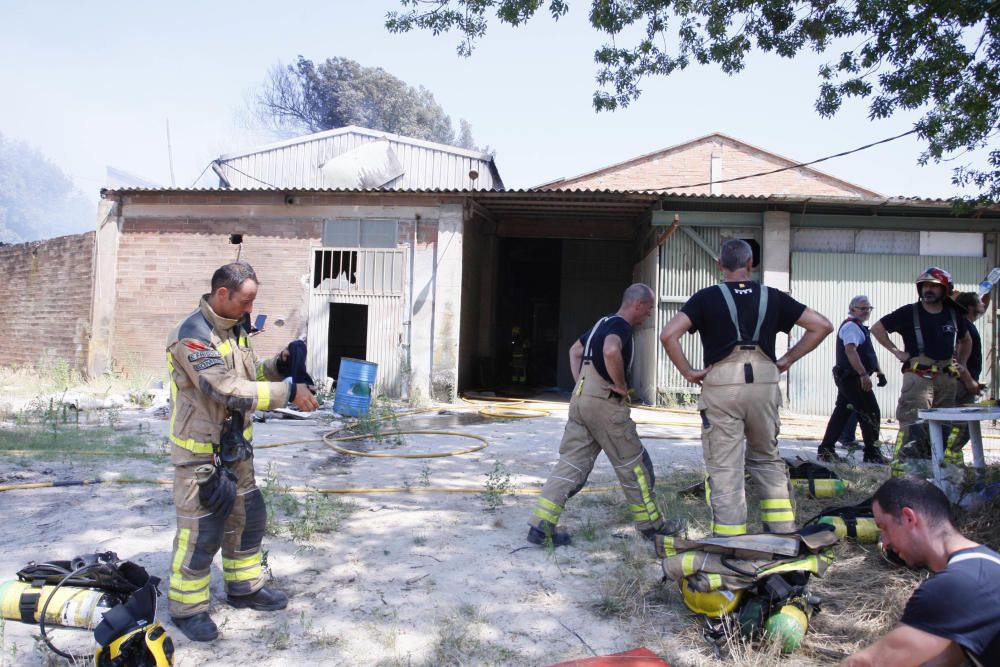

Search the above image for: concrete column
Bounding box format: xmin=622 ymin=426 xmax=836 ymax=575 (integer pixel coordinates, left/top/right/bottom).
xmin=763 ymin=211 xmax=792 ymax=366
xmin=87 ymin=199 xmax=121 ymax=379
xmin=430 ymin=203 xmax=463 ymax=401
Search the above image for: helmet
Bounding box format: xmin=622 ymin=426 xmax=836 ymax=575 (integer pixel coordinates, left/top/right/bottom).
xmin=95 ymin=621 xmax=174 ymax=667
xmin=915 ymin=267 xmax=953 ymax=296
xmin=680 ymin=578 xmax=745 ymax=618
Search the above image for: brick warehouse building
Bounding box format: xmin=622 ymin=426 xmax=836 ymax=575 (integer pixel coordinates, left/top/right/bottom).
xmin=3 ymin=128 xmax=1000 ymax=416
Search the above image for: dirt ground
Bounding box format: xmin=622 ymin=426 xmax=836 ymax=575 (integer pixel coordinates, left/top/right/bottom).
xmin=0 ymin=390 xmax=990 ymax=667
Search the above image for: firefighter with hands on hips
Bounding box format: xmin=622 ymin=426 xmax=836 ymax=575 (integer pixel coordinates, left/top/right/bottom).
xmin=840 ymin=476 xmax=1000 ymax=667
xmin=869 ymin=267 xmax=978 ymax=476
xmin=166 ymin=261 xmax=319 ymax=642
xmin=816 ymin=295 xmax=888 ymax=464
xmin=659 ymin=239 xmax=833 ymax=537
xmin=527 ymin=283 xmax=683 ymax=547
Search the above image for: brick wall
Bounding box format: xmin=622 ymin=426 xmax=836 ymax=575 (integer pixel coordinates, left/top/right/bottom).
xmin=112 ymin=218 xmax=321 ymax=377
xmin=0 ymin=232 xmax=95 ymax=370
xmin=556 ymin=136 xmax=879 ymax=198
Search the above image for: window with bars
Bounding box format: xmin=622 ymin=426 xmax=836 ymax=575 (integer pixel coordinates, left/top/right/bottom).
xmin=312 ymin=248 xmax=405 ymax=295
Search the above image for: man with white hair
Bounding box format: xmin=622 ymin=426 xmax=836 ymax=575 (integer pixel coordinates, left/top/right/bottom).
xmin=817 ymin=295 xmax=888 ymax=464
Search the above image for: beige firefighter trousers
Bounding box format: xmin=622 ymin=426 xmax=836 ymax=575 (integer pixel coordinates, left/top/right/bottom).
xmin=529 ymin=363 xmax=664 ymax=532
xmin=698 ymin=346 xmax=795 ymax=536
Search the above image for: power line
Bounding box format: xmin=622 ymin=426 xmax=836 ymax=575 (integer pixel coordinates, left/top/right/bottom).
xmin=218 ymin=162 xmax=280 ymax=189
xmin=644 ymin=128 xmax=920 ymax=192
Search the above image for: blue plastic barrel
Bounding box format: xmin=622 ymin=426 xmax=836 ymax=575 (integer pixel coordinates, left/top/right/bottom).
xmin=333 ymin=358 xmax=378 ymax=417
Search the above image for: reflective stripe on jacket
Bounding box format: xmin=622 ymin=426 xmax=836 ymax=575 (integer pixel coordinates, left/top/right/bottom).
xmin=166 ymin=296 xmax=290 ymax=463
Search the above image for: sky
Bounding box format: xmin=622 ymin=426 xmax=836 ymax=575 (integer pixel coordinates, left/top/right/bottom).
xmin=0 ymin=1 xmax=984 ymax=210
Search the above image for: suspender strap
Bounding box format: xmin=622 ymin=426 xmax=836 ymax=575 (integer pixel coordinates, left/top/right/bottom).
xmin=582 ymin=315 xmax=634 ymax=376
xmin=717 ymin=283 xmax=768 ymax=344
xmin=912 ymin=304 xmax=959 ymax=357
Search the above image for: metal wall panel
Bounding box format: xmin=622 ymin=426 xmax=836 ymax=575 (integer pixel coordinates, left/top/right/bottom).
xmin=221 ymin=131 xmax=497 ymax=190
xmin=655 ymin=224 xmax=763 ymax=398
xmin=788 ymin=252 xmax=991 ymax=418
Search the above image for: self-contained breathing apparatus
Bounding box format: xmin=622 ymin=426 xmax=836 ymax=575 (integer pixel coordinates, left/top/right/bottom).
xmin=0 ymin=551 xmax=173 ymax=666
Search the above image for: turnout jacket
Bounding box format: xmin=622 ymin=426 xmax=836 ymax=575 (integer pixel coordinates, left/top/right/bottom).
xmin=166 ymin=296 xmax=291 ymax=464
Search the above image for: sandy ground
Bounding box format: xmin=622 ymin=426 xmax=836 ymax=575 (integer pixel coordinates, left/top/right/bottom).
xmin=0 ymin=396 xmax=984 ymax=666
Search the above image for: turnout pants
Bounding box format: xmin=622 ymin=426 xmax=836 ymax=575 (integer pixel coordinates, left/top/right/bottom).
xmin=892 ymin=357 xmax=958 ymax=476
xmin=168 ymin=451 xmax=267 ymax=618
xmin=529 ymin=364 xmax=663 ymax=532
xmin=698 ymin=347 xmax=795 ymax=536
xmin=818 ymin=370 xmax=881 ymax=450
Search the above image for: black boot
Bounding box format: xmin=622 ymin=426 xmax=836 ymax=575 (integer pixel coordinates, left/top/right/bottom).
xmin=171 ymin=612 xmax=218 ymax=642
xmin=641 ymin=518 xmax=687 ymax=541
xmin=863 ymin=446 xmax=888 ymax=464
xmin=817 ymin=445 xmax=843 ymax=463
xmin=228 ymin=586 xmax=288 ymax=611
xmin=527 ymin=524 xmax=571 ymax=547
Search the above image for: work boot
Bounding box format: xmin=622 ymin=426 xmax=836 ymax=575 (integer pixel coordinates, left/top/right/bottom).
xmin=171 ymin=612 xmax=218 ymax=642
xmin=228 ymin=586 xmax=288 ymax=611
xmin=816 ymin=445 xmax=843 ymax=463
xmin=527 ymin=525 xmax=572 ymax=547
xmin=863 ymin=446 xmax=888 ymax=464
xmin=641 ymin=518 xmax=687 ymax=541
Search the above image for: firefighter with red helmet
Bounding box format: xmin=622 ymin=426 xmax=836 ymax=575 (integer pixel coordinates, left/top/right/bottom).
xmin=870 ymin=267 xmax=977 ymax=475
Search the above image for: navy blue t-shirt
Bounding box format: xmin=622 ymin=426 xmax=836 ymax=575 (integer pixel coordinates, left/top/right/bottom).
xmin=967 ymin=320 xmax=982 ymax=381
xmin=578 ymin=315 xmax=633 ymax=384
xmin=900 ymin=545 xmax=1000 ymax=666
xmin=879 ymin=302 xmax=968 ymax=362
xmin=680 ymin=281 xmax=806 ymax=366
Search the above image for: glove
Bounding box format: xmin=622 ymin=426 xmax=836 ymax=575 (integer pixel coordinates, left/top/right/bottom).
xmin=876 ymin=372 xmax=887 ymax=387
xmin=196 ymin=464 xmax=237 ymax=516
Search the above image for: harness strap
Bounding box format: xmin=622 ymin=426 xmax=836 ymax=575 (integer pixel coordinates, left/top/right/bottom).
xmin=912 ymin=303 xmax=958 ymax=357
xmin=717 ymin=283 xmax=768 ymax=344
xmin=582 ymin=314 xmax=633 ymax=376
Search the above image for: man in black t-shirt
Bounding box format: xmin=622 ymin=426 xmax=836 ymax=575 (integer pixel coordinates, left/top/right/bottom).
xmin=841 ymin=477 xmax=1000 ymax=667
xmin=871 ymin=267 xmax=974 ymax=475
xmin=527 ymin=284 xmax=681 ymax=547
xmin=945 ymin=291 xmax=990 ymax=463
xmin=660 ymin=239 xmax=832 ymax=536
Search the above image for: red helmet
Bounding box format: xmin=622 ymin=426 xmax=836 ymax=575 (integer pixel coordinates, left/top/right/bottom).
xmin=916 ymin=267 xmax=953 ymax=296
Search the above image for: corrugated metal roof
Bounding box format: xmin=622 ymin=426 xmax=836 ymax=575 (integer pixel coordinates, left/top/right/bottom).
xmin=213 ymin=126 xmax=502 ymax=191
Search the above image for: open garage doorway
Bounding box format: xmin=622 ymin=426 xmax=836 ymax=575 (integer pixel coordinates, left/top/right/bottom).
xmin=328 ymin=302 xmax=368 ymax=380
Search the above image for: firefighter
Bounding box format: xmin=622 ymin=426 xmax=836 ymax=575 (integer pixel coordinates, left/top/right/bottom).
xmin=870 ymin=267 xmax=976 ymax=476
xmin=660 ymin=239 xmax=832 ymax=536
xmin=166 ymin=262 xmax=319 ymax=642
xmin=526 ymin=284 xmax=682 ymax=546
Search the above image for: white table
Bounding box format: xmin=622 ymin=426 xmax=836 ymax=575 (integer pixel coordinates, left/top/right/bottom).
xmin=918 ymin=407 xmax=997 ymax=501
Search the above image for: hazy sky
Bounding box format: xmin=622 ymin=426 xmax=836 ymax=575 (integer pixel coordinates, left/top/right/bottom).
xmin=0 ymin=1 xmax=982 ymax=199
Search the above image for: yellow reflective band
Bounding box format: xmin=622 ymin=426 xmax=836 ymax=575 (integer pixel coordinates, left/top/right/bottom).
xmin=713 ymin=522 xmax=747 ymax=536
xmin=762 ymin=510 xmax=796 ymax=523
xmin=223 ymin=554 xmax=260 ymax=570
xmin=632 ymin=510 xmax=651 ymax=521
xmin=682 ymin=552 xmax=697 ymax=576
xmin=660 ymin=537 xmax=677 ymax=557
xmin=172 ymin=528 xmax=190 ymax=576
xmin=168 ymin=589 xmax=211 ymax=604
xmin=256 ymin=383 xmax=270 ymax=411
xmin=243 ymin=425 xmax=253 ymax=441
xmin=256 ymin=365 xmax=266 ymax=381
xmin=707 ymin=573 xmax=722 ymax=590
xmin=536 ymin=497 xmax=563 ymax=514
xmin=170 ymin=433 xmax=215 ymax=455
xmin=224 ymin=566 xmax=261 ymax=582
xmin=533 ymin=507 xmax=561 ymax=525
xmin=169 ymin=573 xmax=210 ymax=592
xmin=238 ymin=334 xmax=248 ymax=347
xmin=217 ymin=340 xmax=233 ymax=357
xmin=760 ymin=499 xmax=793 ymax=509
xmin=758 ymin=555 xmax=821 ymax=577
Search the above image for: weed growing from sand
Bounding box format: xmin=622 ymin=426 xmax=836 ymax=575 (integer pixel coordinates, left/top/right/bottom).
xmin=479 ymin=460 xmax=513 ymax=510
xmin=288 ymin=491 xmax=357 ymax=541
xmin=426 ymin=604 xmax=525 ymax=666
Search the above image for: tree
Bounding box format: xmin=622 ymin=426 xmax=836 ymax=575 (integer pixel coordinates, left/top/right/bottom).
xmin=386 ymin=1 xmax=1000 ymax=203
xmin=254 ymin=56 xmax=477 ymax=149
xmin=0 ymin=133 xmax=94 ymax=243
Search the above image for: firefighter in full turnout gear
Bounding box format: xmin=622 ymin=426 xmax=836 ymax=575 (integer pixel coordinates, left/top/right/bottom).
xmin=660 ymin=240 xmax=833 ymax=536
xmin=166 ymin=262 xmax=319 ymax=642
xmin=870 ymin=267 xmax=977 ymax=476
xmin=526 ymin=284 xmax=682 ymax=546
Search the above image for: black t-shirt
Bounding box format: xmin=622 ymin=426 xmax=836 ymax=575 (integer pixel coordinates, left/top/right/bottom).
xmin=680 ymin=281 xmax=807 ymax=366
xmin=879 ymin=302 xmax=968 ymax=361
xmin=577 ymin=314 xmax=634 ymax=384
xmin=900 ymin=545 xmax=1000 ymax=666
xmin=968 ymin=320 xmax=982 ymax=381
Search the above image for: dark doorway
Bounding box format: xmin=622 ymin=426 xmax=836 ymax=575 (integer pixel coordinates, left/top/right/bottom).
xmin=328 ymin=303 xmax=368 ymax=380
xmin=496 ymin=238 xmax=563 ymax=390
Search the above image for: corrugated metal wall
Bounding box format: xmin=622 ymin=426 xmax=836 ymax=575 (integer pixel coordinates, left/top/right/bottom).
xmin=220 ymin=132 xmax=497 ymax=190
xmin=789 ymin=252 xmax=991 ymax=418
xmin=656 ymin=226 xmax=762 ymax=397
